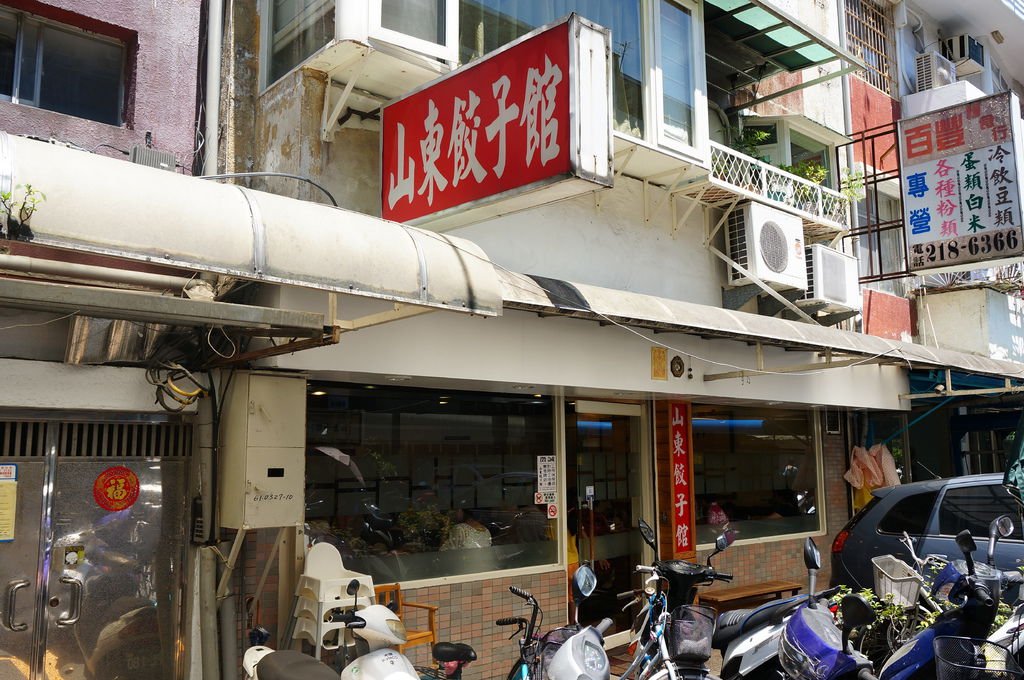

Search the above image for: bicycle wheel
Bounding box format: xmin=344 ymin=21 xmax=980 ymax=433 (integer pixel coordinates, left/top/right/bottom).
xmin=506 ymin=659 xmax=529 ymax=680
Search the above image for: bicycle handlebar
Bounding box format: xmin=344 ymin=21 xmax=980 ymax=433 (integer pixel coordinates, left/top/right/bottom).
xmin=496 ymin=617 xmax=527 ymax=627
xmin=509 ymin=585 xmax=532 ymax=601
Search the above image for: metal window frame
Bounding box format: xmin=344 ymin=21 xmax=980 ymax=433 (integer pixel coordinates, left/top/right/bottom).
xmin=844 ymin=0 xmax=898 ymax=97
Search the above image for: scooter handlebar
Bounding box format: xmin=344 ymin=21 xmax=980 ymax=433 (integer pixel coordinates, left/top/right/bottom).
xmin=857 ymin=668 xmax=878 ymax=680
xmin=712 ymin=571 xmax=733 ymax=582
xmin=595 ymin=618 xmax=614 ymax=635
xmin=971 ymin=583 xmax=995 ymax=607
xmin=496 ymin=617 xmax=527 ymax=627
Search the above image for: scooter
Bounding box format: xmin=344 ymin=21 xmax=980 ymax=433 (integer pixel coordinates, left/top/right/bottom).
xmin=873 ymin=529 xmax=998 ymax=680
xmin=779 ymin=587 xmax=878 ymax=680
xmin=716 ymin=537 xmax=841 ymax=680
xmin=499 ymin=562 xmax=613 ymax=680
xmin=245 ymin=578 xmax=476 ymax=680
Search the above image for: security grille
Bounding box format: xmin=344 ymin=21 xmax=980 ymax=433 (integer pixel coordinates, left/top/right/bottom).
xmin=845 ymin=0 xmax=897 ymax=96
xmin=0 ymin=421 xmax=191 ymax=458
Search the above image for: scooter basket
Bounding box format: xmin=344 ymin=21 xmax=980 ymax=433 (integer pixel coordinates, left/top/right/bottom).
xmin=537 ymin=625 xmax=578 ymax=678
xmin=666 ymin=605 xmax=716 ymax=663
xmin=934 ymin=636 xmax=1024 ymax=680
xmin=871 ymin=554 xmax=923 ymax=609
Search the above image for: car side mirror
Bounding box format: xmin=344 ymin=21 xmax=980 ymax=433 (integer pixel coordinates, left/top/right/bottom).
xmin=638 ymin=519 xmax=657 ymax=553
xmin=840 ymin=594 xmax=875 ymax=653
xmin=988 ymin=515 xmax=1015 ymax=565
xmin=956 ymin=529 xmax=977 ymax=575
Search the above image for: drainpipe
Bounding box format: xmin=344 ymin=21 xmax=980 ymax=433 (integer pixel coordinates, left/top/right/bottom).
xmin=200 ymin=547 xmax=221 ymax=680
xmin=204 ymin=0 xmax=223 ymax=176
xmin=837 ymin=0 xmax=860 ymax=258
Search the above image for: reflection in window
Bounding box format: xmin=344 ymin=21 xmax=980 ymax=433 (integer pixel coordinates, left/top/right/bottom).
xmin=692 ymin=405 xmax=820 ymax=545
xmin=382 ymin=0 xmax=445 ymax=45
xmin=789 ymin=129 xmax=831 ymax=188
xmin=305 ymin=384 xmax=557 ymax=583
xmin=938 ymin=486 xmax=1024 ymax=540
xmin=269 ymin=0 xmax=335 ymax=84
xmin=459 ymin=0 xmax=644 ymax=137
xmin=0 ymin=8 xmax=124 ymax=125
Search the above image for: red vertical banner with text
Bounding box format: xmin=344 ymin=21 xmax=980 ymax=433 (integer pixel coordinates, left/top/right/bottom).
xmin=669 ymin=401 xmax=695 ymax=557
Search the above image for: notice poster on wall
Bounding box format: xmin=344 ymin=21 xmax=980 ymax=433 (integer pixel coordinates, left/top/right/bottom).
xmin=0 ymin=463 xmax=17 ymax=542
xmin=669 ymin=402 xmax=695 ymax=555
xmin=899 ymin=92 xmax=1024 ymax=272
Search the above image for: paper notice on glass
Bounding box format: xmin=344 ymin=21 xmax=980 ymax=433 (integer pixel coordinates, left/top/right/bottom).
xmin=0 ymin=480 xmax=16 ymax=542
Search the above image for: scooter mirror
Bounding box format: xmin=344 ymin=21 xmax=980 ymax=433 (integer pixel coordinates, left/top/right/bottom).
xmin=988 ymin=515 xmax=1015 ymax=565
xmin=638 ymin=519 xmax=657 ymax=552
xmin=839 ymin=594 xmax=875 ymax=653
xmin=346 ymin=579 xmax=361 ymax=597
xmin=803 ymin=537 xmax=821 ymax=571
xmin=572 ymin=563 xmax=598 ymax=603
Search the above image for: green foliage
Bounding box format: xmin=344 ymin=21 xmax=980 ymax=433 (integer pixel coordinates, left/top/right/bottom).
xmin=728 ymin=126 xmax=771 ymax=158
xmin=840 ymin=169 xmax=866 ymax=203
xmin=0 ymin=183 xmax=44 ymax=225
xmin=779 ymin=160 xmax=828 ymax=185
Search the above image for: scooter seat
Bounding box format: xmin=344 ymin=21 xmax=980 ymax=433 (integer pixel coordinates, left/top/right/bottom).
xmin=257 ymin=650 xmax=338 ymax=680
xmin=711 ymin=596 xmax=803 ymax=650
xmin=433 ymin=642 xmax=477 ymax=663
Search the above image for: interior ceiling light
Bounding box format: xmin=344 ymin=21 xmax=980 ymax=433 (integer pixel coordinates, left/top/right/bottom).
xmin=512 ymin=385 xmax=535 ymax=390
xmin=311 ymin=390 xmax=327 ymax=396
xmin=992 ymin=30 xmax=1005 ymax=44
xmin=385 ymin=375 xmax=412 ymax=382
xmin=533 ymin=394 xmax=543 ymax=398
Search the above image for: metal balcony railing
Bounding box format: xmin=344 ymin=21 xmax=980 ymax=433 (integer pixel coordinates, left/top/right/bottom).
xmin=678 ymin=141 xmax=852 ymax=236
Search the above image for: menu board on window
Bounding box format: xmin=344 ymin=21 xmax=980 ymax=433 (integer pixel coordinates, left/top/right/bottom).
xmin=899 ymin=92 xmax=1024 ymax=273
xmin=669 ymin=402 xmax=695 ymax=556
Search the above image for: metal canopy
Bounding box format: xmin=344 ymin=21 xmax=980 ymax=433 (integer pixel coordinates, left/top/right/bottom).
xmin=497 ymin=269 xmax=1024 ymax=384
xmin=704 ymin=0 xmax=868 ymax=108
xmin=1 ymin=133 xmax=503 ymax=317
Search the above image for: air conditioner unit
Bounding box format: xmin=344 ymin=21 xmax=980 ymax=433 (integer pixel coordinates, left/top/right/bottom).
xmin=915 ymin=51 xmax=956 ymax=92
xmin=726 ymin=202 xmax=807 ymax=290
xmin=941 ymin=34 xmax=985 ymax=77
xmin=800 ymin=244 xmax=862 ymax=312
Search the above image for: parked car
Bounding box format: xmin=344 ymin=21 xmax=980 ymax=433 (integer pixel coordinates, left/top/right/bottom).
xmin=831 ymin=473 xmax=1024 ymax=589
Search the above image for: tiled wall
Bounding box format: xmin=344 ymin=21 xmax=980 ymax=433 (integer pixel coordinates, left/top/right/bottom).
xmin=401 ymin=568 xmax=567 ymax=680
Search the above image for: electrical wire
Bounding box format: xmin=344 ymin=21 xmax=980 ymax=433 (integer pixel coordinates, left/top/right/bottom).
xmin=0 ymin=310 xmax=80 ymax=331
xmin=199 ymin=171 xmax=340 ymax=207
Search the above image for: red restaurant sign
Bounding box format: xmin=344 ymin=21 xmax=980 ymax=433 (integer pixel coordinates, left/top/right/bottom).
xmin=669 ymin=401 xmax=694 ymax=555
xmin=381 ymin=15 xmax=611 ymax=229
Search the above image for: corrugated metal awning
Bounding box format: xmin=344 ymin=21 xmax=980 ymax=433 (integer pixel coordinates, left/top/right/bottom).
xmin=499 ymin=270 xmax=1024 ymax=382
xmin=0 ymin=133 xmax=502 ymax=317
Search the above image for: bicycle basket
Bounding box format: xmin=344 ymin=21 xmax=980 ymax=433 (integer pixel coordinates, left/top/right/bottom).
xmin=666 ymin=605 xmax=716 ymax=663
xmin=871 ymin=554 xmax=923 ymax=609
xmin=934 ymin=636 xmax=1024 ymax=680
xmin=538 ymin=625 xmax=578 ymax=678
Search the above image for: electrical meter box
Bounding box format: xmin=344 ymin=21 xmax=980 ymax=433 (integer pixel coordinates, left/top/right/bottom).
xmin=219 ymin=371 xmax=306 ymax=529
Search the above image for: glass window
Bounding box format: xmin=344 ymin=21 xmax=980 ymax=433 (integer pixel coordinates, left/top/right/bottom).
xmin=789 ymin=129 xmax=832 ymax=188
xmin=938 ymin=485 xmax=1024 ymax=540
xmin=459 ymin=0 xmax=644 ymax=138
xmin=0 ymin=10 xmax=124 ymax=125
xmin=268 ymin=0 xmax=334 ymax=84
xmin=305 ymin=384 xmax=557 ymax=583
xmin=692 ymin=405 xmax=820 ymax=545
xmin=659 ymin=0 xmax=693 ymax=147
xmin=878 ymin=491 xmax=937 ymax=535
xmin=382 ymin=0 xmax=445 ymax=45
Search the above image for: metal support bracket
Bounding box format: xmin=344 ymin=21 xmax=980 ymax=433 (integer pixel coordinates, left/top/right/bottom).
xmin=759 ymin=288 xmax=809 ymax=317
xmin=708 ymin=244 xmax=818 ymax=324
xmin=320 ymin=49 xmax=370 ymax=142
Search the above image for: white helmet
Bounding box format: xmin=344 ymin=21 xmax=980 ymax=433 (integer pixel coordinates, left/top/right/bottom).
xmin=353 ymin=604 xmax=407 ymax=651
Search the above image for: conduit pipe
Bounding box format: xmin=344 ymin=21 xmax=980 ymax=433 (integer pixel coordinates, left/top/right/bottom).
xmin=204 ymin=0 xmax=223 ymax=175
xmin=0 ymin=253 xmax=204 ymax=292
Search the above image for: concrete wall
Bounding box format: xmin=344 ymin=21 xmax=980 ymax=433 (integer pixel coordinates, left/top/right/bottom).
xmin=915 ymin=288 xmax=1024 ymax=363
xmin=0 ymin=0 xmax=201 ymax=168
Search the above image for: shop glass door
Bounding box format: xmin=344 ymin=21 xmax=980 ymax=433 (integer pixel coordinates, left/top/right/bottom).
xmin=566 ymin=401 xmax=649 ymax=646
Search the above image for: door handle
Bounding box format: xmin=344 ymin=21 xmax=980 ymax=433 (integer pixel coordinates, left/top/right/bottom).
xmin=5 ymin=579 xmax=30 ymax=631
xmin=56 ymin=576 xmax=82 ymax=627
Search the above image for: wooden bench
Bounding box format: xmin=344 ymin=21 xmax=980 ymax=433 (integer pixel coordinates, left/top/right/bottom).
xmin=697 ymin=579 xmax=803 ymax=613
xmin=374 ymin=583 xmax=438 ymax=652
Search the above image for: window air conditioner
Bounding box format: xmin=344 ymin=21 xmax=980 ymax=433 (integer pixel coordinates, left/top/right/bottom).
xmin=726 ymin=201 xmax=807 ymax=290
xmin=799 ymin=244 xmax=862 ymax=312
xmin=941 ymin=34 xmax=985 ymax=78
xmin=915 ymin=51 xmax=956 ymax=93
